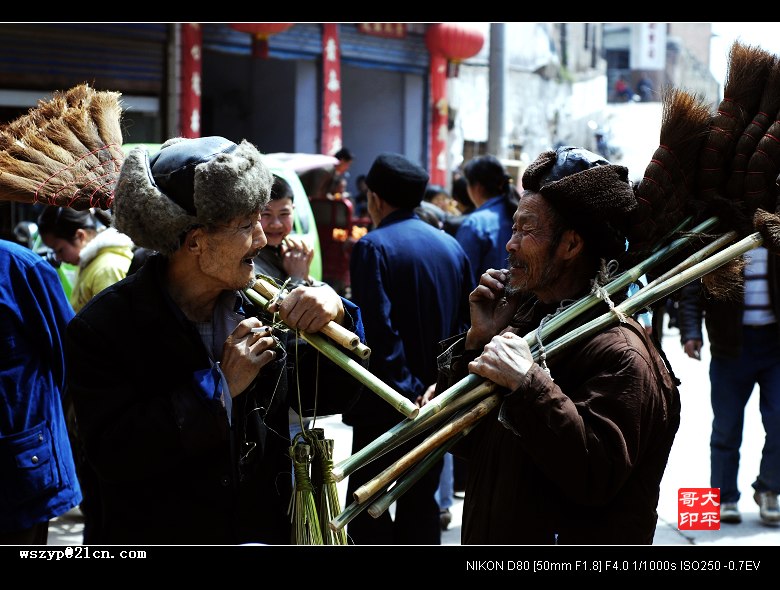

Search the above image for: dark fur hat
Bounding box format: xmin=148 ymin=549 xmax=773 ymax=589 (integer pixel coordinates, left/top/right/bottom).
xmin=522 ymin=146 xmax=637 ymax=261
xmin=112 ymin=136 xmax=273 ymax=255
xmin=366 ymin=152 xmax=429 ymax=209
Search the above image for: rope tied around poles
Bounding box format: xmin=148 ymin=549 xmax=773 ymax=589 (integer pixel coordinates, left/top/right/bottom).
xmin=590 ymin=258 xmax=628 ymax=323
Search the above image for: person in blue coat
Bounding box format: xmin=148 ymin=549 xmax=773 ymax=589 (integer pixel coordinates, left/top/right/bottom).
xmin=0 ymin=238 xmax=82 ymax=544
xmin=343 ymin=152 xmax=472 ymax=544
xmin=455 ymin=155 xmax=518 ymax=290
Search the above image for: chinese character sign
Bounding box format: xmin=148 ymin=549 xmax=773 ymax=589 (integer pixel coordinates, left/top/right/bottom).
xmin=428 ymin=53 xmax=448 ymax=187
xmin=321 ymin=24 xmax=343 ymax=156
xmin=630 ymin=23 xmax=667 ymax=71
xmin=678 ymin=487 xmax=720 ymax=530
xmin=180 ymin=23 xmax=202 ymax=138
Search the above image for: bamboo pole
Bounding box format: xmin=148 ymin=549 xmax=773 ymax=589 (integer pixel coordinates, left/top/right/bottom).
xmin=367 ymin=428 xmax=466 ymax=519
xmin=352 ymin=394 xmax=501 ymax=503
xmin=541 ymin=232 xmax=763 ymax=359
xmin=331 ymin=375 xmax=492 ymax=481
xmin=643 ymin=231 xmax=737 ymax=289
xmin=244 ymin=287 xmax=418 ymax=419
xmin=329 ymin=486 xmax=385 ymax=533
xmin=252 ymin=277 xmax=371 ymax=358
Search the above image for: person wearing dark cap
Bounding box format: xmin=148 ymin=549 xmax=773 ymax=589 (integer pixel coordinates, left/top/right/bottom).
xmin=433 ymin=146 xmax=682 ymax=544
xmin=343 ymin=152 xmax=473 ymax=545
xmin=63 ymin=136 xmax=367 ymax=544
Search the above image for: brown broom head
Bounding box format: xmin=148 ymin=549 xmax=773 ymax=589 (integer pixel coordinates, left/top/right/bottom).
xmin=701 ymin=254 xmax=746 ymax=302
xmin=0 ymin=83 xmax=124 ymax=211
xmin=754 ymin=205 xmax=780 ymax=255
xmin=625 ymin=87 xmax=712 ymax=270
xmin=697 ymin=41 xmax=775 ymax=207
xmin=727 ymin=56 xmax=780 ymax=204
xmin=744 ymin=111 xmax=780 ymax=214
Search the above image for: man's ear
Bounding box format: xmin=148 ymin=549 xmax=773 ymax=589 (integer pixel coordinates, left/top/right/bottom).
xmin=559 ymin=228 xmax=584 ymax=260
xmin=368 ymin=190 xmax=382 ymax=210
xmin=185 ymin=227 xmax=204 ymax=253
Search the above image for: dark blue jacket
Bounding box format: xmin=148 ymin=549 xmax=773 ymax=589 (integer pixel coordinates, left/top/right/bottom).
xmin=345 ymin=210 xmax=472 ymax=429
xmin=455 ymin=194 xmax=514 ymax=289
xmin=0 ymin=239 xmax=81 ymax=532
xmin=65 ymin=254 xmax=365 ymax=544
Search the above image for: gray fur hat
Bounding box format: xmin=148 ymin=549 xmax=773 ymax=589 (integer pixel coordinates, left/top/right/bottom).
xmin=112 ymin=136 xmax=273 ymax=255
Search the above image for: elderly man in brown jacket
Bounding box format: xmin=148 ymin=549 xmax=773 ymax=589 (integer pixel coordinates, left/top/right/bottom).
xmin=435 ymin=146 xmax=681 ymax=544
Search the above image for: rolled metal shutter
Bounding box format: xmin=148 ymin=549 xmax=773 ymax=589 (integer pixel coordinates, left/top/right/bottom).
xmin=0 ymin=23 xmax=168 ymax=95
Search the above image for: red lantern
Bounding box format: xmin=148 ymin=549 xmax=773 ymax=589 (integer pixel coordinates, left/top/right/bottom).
xmin=425 ymin=23 xmax=485 ymax=77
xmin=229 ymin=23 xmax=294 ymax=58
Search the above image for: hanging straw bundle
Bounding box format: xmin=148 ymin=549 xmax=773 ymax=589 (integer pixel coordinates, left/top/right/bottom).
xmin=0 ymin=83 xmax=124 ymax=210
xmin=309 ymin=429 xmax=348 ymax=545
xmin=289 ymin=437 xmax=323 ymax=545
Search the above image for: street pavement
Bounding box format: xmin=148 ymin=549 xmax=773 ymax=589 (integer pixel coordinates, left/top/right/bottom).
xmin=48 ymin=321 xmax=779 ymax=547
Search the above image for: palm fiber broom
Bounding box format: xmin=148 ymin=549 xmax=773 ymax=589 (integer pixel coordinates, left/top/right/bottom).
xmin=0 ymin=83 xmax=124 ymax=211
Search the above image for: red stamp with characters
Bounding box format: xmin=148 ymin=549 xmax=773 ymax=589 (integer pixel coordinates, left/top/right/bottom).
xmin=678 ymin=488 xmax=720 ymax=530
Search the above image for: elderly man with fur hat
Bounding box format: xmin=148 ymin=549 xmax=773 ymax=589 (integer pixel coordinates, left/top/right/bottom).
xmin=434 ymin=146 xmax=682 ymax=544
xmin=64 ymin=136 xmax=367 ymax=545
xmin=342 ymin=152 xmax=473 ymax=545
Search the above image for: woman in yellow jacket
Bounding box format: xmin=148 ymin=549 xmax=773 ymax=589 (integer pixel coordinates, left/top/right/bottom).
xmin=37 ymin=207 xmax=134 ymax=312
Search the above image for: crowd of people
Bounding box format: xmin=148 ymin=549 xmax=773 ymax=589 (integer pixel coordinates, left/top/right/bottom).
xmin=2 ymin=130 xmax=777 ymax=548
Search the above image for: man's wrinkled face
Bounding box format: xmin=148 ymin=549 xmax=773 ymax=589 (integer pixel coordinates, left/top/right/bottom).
xmin=505 ymin=192 xmax=566 ymax=299
xmin=199 ymin=211 xmax=267 ymax=290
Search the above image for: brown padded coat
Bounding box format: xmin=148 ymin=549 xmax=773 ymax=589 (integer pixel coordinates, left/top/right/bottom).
xmin=437 ymin=302 xmax=681 ymax=545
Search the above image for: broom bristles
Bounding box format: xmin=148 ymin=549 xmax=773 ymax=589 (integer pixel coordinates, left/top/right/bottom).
xmin=698 ymin=41 xmax=775 ymax=203
xmin=727 ymin=57 xmax=780 ymax=204
xmin=626 ymin=88 xmax=713 ymax=266
xmin=0 ymin=83 xmax=124 ymax=210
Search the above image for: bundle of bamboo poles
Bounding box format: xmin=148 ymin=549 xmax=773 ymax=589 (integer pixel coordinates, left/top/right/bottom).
xmin=244 ymin=277 xmax=419 ymax=420
xmin=328 ymin=225 xmax=765 ymax=533
xmin=328 ymin=39 xmax=780 ymax=532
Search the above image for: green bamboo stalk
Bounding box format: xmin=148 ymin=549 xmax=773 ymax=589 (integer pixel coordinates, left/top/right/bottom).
xmin=331 ymin=377 xmax=494 ymax=482
xmin=244 ymin=287 xmax=418 ymax=419
xmin=540 ymin=232 xmax=763 ymax=359
xmin=536 ymin=216 xmax=720 ymax=342
xmin=252 ymin=277 xmax=371 ymax=358
xmin=643 ymin=230 xmax=737 ymax=290
xmin=367 ymin=427 xmax=468 ymax=519
xmin=329 ymin=486 xmax=386 ymax=533
xmin=353 ymin=394 xmax=501 ymax=503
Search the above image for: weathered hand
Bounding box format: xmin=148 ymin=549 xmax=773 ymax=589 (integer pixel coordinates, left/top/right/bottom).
xmin=466 ymin=268 xmax=518 ymax=350
xmin=415 ymin=383 xmax=437 ymax=407
xmin=468 ymin=331 xmax=532 ymax=391
xmin=268 ymin=283 xmax=345 ymax=333
xmin=220 ymin=318 xmax=278 ymax=397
